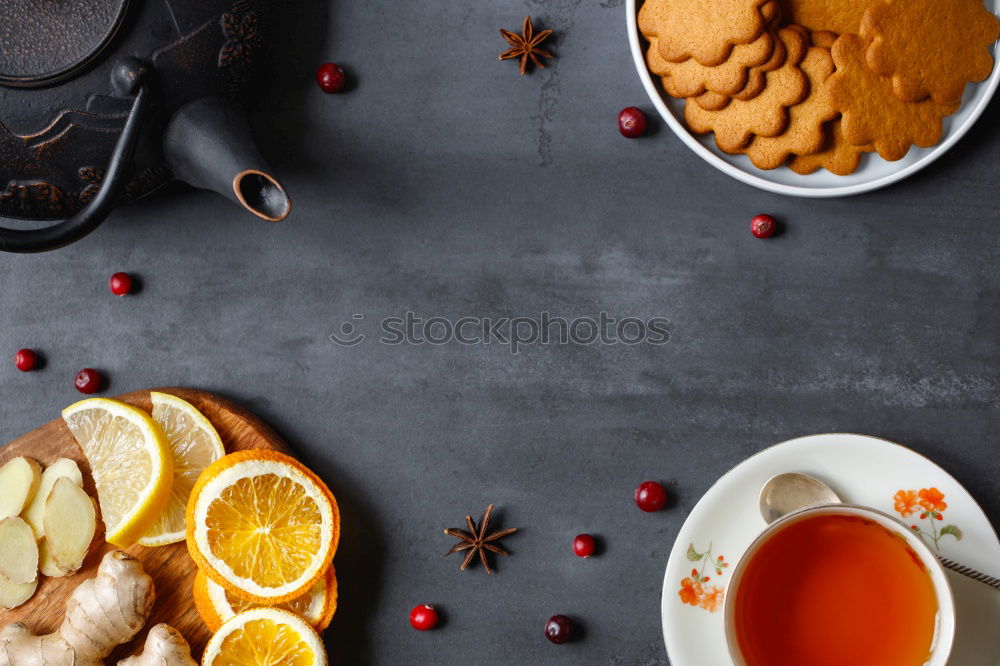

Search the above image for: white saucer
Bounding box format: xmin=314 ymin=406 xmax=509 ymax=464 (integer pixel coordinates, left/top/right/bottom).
xmin=661 ymin=434 xmax=1000 ymax=665
xmin=626 ymin=0 xmax=1000 ymax=198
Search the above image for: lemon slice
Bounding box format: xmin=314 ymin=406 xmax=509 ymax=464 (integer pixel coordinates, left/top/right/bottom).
xmin=138 ymin=392 xmax=226 ymax=547
xmin=194 ymin=565 xmax=338 ymax=632
xmin=62 ymin=398 xmax=173 ymax=548
xmin=187 ymin=449 xmax=340 ymax=603
xmin=203 ymin=607 xmax=327 ymax=665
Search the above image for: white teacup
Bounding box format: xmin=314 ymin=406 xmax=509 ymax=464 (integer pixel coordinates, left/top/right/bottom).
xmin=723 ymin=504 xmax=956 ymax=666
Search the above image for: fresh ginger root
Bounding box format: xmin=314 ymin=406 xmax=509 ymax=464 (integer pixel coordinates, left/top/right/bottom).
xmin=117 ymin=624 xmax=196 ymax=666
xmin=0 ymin=550 xmax=154 ymax=665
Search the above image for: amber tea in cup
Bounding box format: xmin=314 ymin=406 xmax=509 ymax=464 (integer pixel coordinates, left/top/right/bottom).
xmin=726 ymin=507 xmax=954 ymax=666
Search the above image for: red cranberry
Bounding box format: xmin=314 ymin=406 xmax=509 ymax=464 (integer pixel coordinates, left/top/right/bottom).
xmin=544 ymin=615 xmax=574 ymax=644
xmin=750 ymin=214 xmax=777 ymax=239
xmin=634 ymin=481 xmax=667 ymax=512
xmin=573 ymin=534 xmax=596 ymax=558
xmin=409 ymin=604 xmax=439 ymax=631
xmin=316 ymin=63 xmax=346 ymax=93
xmin=74 ymin=369 xmax=102 ymax=394
xmin=109 ymin=272 xmax=133 ymax=296
xmin=13 ymin=349 xmax=38 ymax=372
xmin=618 ymin=107 xmax=648 ymax=138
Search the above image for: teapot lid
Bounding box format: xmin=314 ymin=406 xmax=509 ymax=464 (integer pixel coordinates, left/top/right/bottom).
xmin=0 ymin=0 xmax=129 ymax=88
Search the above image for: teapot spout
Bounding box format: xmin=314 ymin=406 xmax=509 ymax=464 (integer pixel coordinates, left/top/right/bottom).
xmin=232 ymin=169 xmax=290 ymax=222
xmin=164 ymin=97 xmax=290 ymax=222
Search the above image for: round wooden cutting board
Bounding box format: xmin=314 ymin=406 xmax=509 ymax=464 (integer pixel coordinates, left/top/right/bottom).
xmin=0 ymin=388 xmax=292 ymax=661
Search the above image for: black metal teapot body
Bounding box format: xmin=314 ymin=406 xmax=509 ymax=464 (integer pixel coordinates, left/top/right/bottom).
xmin=0 ymin=0 xmax=290 ymax=253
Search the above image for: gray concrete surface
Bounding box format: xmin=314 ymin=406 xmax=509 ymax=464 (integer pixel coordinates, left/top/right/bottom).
xmin=2 ymin=0 xmax=999 ymax=663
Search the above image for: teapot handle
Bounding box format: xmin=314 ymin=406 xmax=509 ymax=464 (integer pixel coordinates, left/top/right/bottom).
xmin=0 ymin=59 xmax=152 ymax=253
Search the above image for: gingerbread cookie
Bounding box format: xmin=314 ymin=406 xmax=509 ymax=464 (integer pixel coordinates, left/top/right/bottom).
xmin=861 ymin=0 xmax=1000 ymax=105
xmin=825 ymin=34 xmax=959 ymax=161
xmin=779 ymin=0 xmax=868 ymax=35
xmin=788 ymin=121 xmax=873 ymax=175
xmin=648 ymin=3 xmax=780 ymax=98
xmin=742 ymin=44 xmax=838 ymax=169
xmin=638 ymin=0 xmax=772 ymax=66
xmin=648 ymin=32 xmax=774 ymax=97
xmin=685 ymin=27 xmax=809 ymax=153
xmin=697 ymin=21 xmax=789 ymax=111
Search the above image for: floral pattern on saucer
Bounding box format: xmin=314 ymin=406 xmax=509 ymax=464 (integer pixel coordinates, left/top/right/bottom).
xmin=893 ymin=487 xmax=963 ymax=551
xmin=678 ymin=543 xmax=729 ymax=613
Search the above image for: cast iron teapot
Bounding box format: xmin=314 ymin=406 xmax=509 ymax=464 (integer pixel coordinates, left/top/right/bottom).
xmin=0 ymin=0 xmax=290 ymax=253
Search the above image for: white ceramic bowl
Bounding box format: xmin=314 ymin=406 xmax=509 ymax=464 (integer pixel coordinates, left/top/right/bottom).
xmin=625 ymin=0 xmax=1000 ymax=197
xmin=723 ymin=504 xmax=956 ymax=666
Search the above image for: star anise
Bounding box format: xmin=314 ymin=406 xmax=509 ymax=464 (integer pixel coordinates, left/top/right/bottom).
xmin=443 ymin=504 xmax=517 ymax=573
xmin=499 ymin=16 xmax=554 ymax=75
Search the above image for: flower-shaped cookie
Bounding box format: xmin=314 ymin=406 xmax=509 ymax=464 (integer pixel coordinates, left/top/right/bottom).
xmin=825 ymin=34 xmax=959 ymax=161
xmin=646 ymin=1 xmax=781 ymax=98
xmin=685 ymin=27 xmax=809 ymax=153
xmin=648 ymin=32 xmax=776 ymax=98
xmin=861 ymin=0 xmax=1000 ymax=105
xmin=743 ymin=44 xmax=839 ymax=169
xmin=688 ymin=45 xmax=778 ymax=111
xmin=638 ymin=0 xmax=772 ymax=65
xmin=691 ymin=18 xmax=792 ymax=111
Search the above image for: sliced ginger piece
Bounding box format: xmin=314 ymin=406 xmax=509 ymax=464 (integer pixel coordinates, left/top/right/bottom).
xmin=23 ymin=458 xmax=84 ymax=539
xmin=39 ymin=539 xmax=71 ymax=578
xmin=0 ymin=517 xmax=38 ymax=584
xmin=0 ymin=457 xmax=41 ymax=521
xmin=0 ymin=574 xmax=37 ymax=609
xmin=43 ymin=478 xmax=97 ymax=575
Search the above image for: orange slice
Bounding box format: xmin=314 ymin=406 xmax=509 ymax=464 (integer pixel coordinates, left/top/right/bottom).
xmin=186 ymin=450 xmax=340 ymax=604
xmin=194 ymin=565 xmax=338 ymax=632
xmin=202 ymin=607 xmax=327 ymax=665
